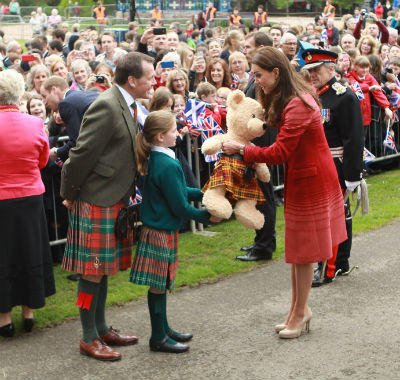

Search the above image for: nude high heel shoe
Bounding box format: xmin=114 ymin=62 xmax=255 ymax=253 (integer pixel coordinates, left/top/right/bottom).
xmin=274 ymin=323 xmax=287 ymax=333
xmin=278 ymin=309 xmax=312 ymax=339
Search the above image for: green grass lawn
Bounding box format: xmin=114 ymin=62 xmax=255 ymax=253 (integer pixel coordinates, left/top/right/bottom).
xmin=10 ymin=168 xmax=400 ymax=329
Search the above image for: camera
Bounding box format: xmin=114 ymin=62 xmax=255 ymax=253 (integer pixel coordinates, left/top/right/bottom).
xmin=382 ymin=66 xmax=394 ymax=82
xmin=361 ymin=11 xmax=366 ymax=16
xmin=153 ymin=27 xmax=167 ymax=35
xmin=95 ymin=75 xmax=105 ymax=84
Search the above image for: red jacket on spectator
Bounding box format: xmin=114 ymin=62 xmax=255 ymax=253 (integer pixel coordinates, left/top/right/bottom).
xmin=0 ymin=106 xmax=49 ymax=200
xmin=346 ymin=70 xmax=390 ymax=126
xmin=374 ymin=4 xmax=384 ymax=19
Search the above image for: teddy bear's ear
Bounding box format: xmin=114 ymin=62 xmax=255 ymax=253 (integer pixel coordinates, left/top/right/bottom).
xmin=227 ymin=90 xmax=245 ymax=110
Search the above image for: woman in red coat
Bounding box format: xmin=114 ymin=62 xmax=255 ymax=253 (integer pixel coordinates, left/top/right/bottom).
xmin=223 ymin=47 xmax=347 ymax=339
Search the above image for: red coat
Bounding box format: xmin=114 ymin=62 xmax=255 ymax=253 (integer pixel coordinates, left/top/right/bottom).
xmin=346 ymin=70 xmax=389 ymax=126
xmin=243 ymin=95 xmax=347 ymax=264
xmin=0 ymin=106 xmax=49 ymax=200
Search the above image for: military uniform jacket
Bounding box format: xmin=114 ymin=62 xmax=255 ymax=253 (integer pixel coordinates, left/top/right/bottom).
xmin=318 ymin=77 xmax=364 ymax=186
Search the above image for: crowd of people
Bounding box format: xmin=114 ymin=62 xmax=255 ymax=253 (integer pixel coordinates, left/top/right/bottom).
xmin=0 ymin=0 xmax=399 ymax=360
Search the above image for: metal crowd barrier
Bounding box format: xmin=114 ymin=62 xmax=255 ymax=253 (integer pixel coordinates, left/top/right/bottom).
xmin=366 ymin=101 xmax=400 ymax=171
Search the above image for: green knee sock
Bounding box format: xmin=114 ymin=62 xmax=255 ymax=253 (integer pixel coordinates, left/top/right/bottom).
xmin=148 ymin=291 xmax=176 ymax=344
xmin=76 ymin=278 xmax=100 ymax=343
xmin=95 ymin=276 xmax=109 ymax=336
xmin=162 ymin=293 xmax=178 ymax=335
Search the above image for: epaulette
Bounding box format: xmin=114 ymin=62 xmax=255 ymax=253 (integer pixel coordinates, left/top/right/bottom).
xmin=332 ymin=82 xmax=346 ymax=96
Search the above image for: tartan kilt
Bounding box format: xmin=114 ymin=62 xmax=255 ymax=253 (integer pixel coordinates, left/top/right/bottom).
xmin=129 ymin=226 xmax=178 ymax=291
xmin=62 ymin=200 xmax=133 ymax=275
xmin=202 ymin=155 xmax=265 ymax=204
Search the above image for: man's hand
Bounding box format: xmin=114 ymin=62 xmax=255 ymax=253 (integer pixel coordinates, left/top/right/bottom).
xmin=62 ymin=199 xmax=76 ymax=210
xmin=49 ymin=147 xmax=58 ymax=162
xmin=345 ymin=180 xmax=360 ymax=192
xmin=140 ymin=27 xmax=154 ymax=44
xmin=369 ymin=12 xmax=378 ymax=22
xmin=290 ymin=56 xmax=300 ymax=68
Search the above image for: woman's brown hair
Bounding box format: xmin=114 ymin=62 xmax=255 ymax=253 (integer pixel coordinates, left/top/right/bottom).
xmin=252 ymin=46 xmax=319 ymax=128
xmin=206 ymin=58 xmax=232 ymax=89
xmin=135 ymin=110 xmax=176 ymax=175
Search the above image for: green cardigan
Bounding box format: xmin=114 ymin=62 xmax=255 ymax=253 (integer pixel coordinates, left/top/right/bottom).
xmin=140 ymin=151 xmax=210 ymax=231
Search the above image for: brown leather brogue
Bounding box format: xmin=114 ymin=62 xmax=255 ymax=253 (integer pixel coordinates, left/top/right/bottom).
xmin=80 ymin=338 xmax=121 ymax=361
xmin=99 ymin=326 xmax=139 ymax=346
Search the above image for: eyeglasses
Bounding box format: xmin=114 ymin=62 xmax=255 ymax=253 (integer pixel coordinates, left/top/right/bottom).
xmin=283 ymin=42 xmax=297 ymax=46
xmin=173 ymin=78 xmax=185 ymax=82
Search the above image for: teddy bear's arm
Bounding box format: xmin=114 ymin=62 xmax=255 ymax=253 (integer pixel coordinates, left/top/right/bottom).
xmin=255 ymin=163 xmax=270 ymax=183
xmin=201 ymin=135 xmax=227 ymax=154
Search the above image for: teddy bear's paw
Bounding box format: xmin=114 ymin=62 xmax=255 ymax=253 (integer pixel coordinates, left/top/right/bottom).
xmin=234 ymin=200 xmax=265 ymax=230
xmin=203 ymin=189 xmax=233 ymax=219
xmin=256 ymin=165 xmax=271 ymax=183
xmin=201 ymin=138 xmax=220 ymax=155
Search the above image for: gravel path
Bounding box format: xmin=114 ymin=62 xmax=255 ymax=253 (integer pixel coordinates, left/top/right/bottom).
xmin=1 ymin=219 xmax=400 ymax=379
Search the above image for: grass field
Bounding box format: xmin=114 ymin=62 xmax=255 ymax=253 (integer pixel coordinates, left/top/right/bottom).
xmin=10 ymin=168 xmax=400 ymax=329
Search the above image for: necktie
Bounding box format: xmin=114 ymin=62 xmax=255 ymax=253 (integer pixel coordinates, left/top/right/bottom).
xmin=131 ymin=101 xmax=138 ymax=124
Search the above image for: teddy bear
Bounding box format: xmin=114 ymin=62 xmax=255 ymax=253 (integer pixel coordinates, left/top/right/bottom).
xmin=201 ymin=90 xmax=270 ymax=230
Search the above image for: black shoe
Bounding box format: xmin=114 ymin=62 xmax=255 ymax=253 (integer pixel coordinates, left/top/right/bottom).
xmin=23 ymin=318 xmax=34 ymax=332
xmin=335 ymin=263 xmax=349 ymax=276
xmin=312 ymin=277 xmax=333 ymax=287
xmin=149 ymin=336 xmax=189 ymax=353
xmin=0 ymin=323 xmax=15 ymax=338
xmin=240 ymin=244 xmax=254 ymax=252
xmin=67 ymin=273 xmax=82 ymax=281
xmin=167 ymin=329 xmax=193 ymax=342
xmin=236 ymin=249 xmax=272 ymax=261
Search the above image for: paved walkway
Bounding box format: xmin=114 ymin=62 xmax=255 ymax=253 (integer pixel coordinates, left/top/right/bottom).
xmin=1 ymin=220 xmax=400 ymax=380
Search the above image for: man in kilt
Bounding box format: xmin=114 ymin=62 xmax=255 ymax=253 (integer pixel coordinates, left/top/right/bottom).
xmin=302 ymin=49 xmax=364 ymax=286
xmin=60 ymin=52 xmax=156 ymax=361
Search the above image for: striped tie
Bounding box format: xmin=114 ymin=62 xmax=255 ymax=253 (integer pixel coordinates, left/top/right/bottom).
xmin=131 ymin=101 xmax=138 ymax=123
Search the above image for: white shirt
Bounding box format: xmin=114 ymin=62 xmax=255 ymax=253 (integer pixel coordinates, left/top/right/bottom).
xmin=115 ymin=84 xmax=135 ymax=119
xmin=151 ymin=145 xmax=175 ymax=159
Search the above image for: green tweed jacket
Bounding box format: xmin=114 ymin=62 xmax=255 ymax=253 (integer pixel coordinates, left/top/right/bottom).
xmin=60 ymin=85 xmax=138 ymax=207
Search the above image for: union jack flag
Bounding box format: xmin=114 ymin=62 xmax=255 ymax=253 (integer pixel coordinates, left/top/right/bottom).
xmin=351 ymin=82 xmax=364 ymax=100
xmin=129 ymin=187 xmax=142 ymax=205
xmin=363 ymin=147 xmax=375 ymax=165
xmin=184 ymin=99 xmax=206 ymax=137
xmin=383 ymin=129 xmax=397 ymax=152
xmin=200 ymin=115 xmax=225 ymax=162
xmin=390 ymin=106 xmax=399 ymax=122
xmin=390 ymin=78 xmax=400 ymax=108
xmin=321 ymin=29 xmax=328 ymax=49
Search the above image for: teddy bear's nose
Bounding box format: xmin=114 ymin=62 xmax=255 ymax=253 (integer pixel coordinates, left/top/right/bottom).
xmin=262 ymin=123 xmax=268 ymax=130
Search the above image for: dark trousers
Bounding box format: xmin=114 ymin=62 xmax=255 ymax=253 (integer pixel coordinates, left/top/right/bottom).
xmin=335 ymin=213 xmax=352 ymax=271
xmin=252 ymin=174 xmax=277 ymax=256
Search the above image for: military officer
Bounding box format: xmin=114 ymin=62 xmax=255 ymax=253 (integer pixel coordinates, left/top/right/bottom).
xmin=302 ymin=49 xmax=364 ymax=286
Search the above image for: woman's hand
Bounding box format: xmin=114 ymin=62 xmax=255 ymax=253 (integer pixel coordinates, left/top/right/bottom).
xmin=222 ymin=140 xmax=243 ymax=155
xmin=369 ymin=85 xmax=380 ymax=92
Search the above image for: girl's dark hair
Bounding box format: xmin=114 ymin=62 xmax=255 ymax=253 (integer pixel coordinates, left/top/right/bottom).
xmin=206 ymin=58 xmax=232 ymax=89
xmin=367 ymin=54 xmax=383 ymax=82
xmin=252 ymin=46 xmax=319 ymax=128
xmin=135 ymin=110 xmax=176 ymax=175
